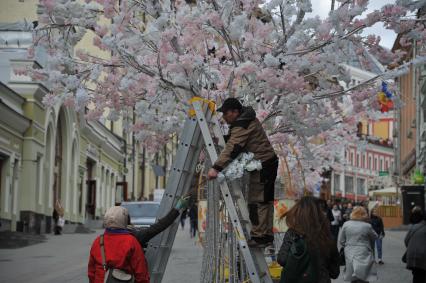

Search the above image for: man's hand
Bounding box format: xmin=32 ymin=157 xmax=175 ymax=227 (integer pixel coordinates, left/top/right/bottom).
xmin=207 ymin=168 xmax=218 ymax=180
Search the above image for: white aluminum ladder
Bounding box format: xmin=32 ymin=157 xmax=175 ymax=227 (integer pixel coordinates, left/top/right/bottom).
xmin=145 ymin=98 xmax=273 ymax=283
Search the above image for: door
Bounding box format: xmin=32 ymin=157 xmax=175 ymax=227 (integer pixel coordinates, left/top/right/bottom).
xmin=115 ymin=182 xmax=128 ymax=205
xmin=401 ymin=185 xmax=425 ymax=224
xmin=86 ymin=180 xmax=96 ymax=219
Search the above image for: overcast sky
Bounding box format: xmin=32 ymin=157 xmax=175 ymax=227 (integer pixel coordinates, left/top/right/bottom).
xmin=309 ymin=0 xmax=397 ymax=49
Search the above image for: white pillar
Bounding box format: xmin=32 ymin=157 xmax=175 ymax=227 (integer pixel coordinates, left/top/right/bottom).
xmin=111 ymin=174 xmax=116 ymax=206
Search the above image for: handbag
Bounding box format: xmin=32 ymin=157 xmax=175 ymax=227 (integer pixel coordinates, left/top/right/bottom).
xmin=279 ymin=235 xmax=319 ymax=283
xmin=100 ymin=234 xmax=134 ymax=283
xmin=57 ymin=217 xmax=65 ymax=227
xmin=339 ymin=247 xmax=345 ymax=266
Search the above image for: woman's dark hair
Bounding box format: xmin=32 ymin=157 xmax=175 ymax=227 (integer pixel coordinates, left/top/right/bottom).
xmin=283 ymin=196 xmax=333 ymax=254
xmin=409 ymin=206 xmax=425 ymax=224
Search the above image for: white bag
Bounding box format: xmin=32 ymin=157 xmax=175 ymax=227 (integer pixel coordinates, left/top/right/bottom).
xmin=57 ymin=217 xmax=65 ymax=227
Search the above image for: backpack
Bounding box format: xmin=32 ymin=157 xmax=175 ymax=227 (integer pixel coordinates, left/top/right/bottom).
xmin=280 ymin=235 xmax=319 ymax=283
xmin=100 ymin=234 xmax=135 ymax=283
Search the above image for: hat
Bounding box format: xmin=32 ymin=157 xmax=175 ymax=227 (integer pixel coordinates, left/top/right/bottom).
xmin=217 ymin=98 xmax=243 ymax=113
xmin=103 ymin=206 xmax=129 ymax=229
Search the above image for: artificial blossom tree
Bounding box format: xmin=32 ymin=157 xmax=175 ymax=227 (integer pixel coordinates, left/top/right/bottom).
xmin=28 ymin=0 xmax=426 ymax=194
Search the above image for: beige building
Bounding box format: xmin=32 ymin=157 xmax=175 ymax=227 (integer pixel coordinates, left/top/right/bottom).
xmin=392 ymin=33 xmax=426 ymax=183
xmin=0 ymin=23 xmax=126 ymax=232
xmin=0 ymin=0 xmax=179 ymax=233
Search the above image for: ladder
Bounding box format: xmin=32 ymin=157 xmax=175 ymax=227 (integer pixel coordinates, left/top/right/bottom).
xmin=145 ymin=98 xmax=273 ymax=283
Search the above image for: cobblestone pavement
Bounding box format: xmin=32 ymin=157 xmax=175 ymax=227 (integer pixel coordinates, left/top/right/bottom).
xmin=0 ymin=220 xmax=202 ymax=283
xmin=0 ymin=224 xmax=411 ymax=283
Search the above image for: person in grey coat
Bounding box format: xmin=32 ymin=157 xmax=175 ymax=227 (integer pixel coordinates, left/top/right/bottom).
xmin=340 ymin=206 xmax=378 ymax=283
xmin=404 ymin=210 xmax=426 ymax=283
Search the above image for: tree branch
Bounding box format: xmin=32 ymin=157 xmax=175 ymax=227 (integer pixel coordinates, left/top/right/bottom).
xmin=314 ymin=74 xmax=380 ymax=100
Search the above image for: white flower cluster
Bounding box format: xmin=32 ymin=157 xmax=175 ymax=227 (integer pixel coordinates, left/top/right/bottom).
xmin=217 ymin=152 xmax=262 ymax=183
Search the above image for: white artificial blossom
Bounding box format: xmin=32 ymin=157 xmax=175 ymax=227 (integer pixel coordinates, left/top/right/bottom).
xmin=217 ymin=152 xmax=263 ymax=182
xmin=29 ymin=0 xmax=426 ymax=193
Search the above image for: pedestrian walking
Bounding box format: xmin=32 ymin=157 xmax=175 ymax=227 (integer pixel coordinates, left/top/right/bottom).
xmin=189 ymin=202 xmax=198 ymax=238
xmin=331 ymin=204 xmax=342 ymax=242
xmin=207 ymin=98 xmax=278 ymax=247
xmin=340 ymin=206 xmax=378 ymax=283
xmin=343 ymin=203 xmax=353 ymax=222
xmin=180 ymin=209 xmax=187 ymax=230
xmin=88 ymin=206 xmax=149 ymax=283
xmin=277 ymin=196 xmax=340 ymax=283
xmin=53 ymin=199 xmax=64 ymax=235
xmin=370 ymin=208 xmax=385 ymax=264
xmin=404 ymin=208 xmax=426 ymax=283
xmin=319 ymin=199 xmax=335 ymax=224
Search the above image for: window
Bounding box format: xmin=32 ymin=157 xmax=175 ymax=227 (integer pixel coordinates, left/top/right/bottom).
xmin=334 ymin=174 xmax=341 ymax=192
xmin=350 ymin=153 xmax=354 ymax=165
xmin=357 ymin=178 xmax=366 ymax=195
xmin=368 ymin=156 xmax=372 ymax=170
xmin=345 ymin=176 xmax=354 ymax=193
xmin=374 ymin=158 xmax=378 ymax=171
xmin=385 ymin=161 xmax=389 ymax=170
xmin=356 ymin=153 xmax=360 ymax=167
xmin=380 ymin=159 xmax=383 ymax=171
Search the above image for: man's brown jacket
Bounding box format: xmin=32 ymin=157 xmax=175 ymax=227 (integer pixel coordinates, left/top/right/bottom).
xmin=213 ymin=106 xmax=276 ymax=171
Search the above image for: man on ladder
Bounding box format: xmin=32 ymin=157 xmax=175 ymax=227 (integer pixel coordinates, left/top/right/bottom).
xmin=207 ymin=98 xmax=279 ymax=248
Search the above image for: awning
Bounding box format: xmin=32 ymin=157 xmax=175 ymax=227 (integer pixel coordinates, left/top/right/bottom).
xmin=369 ymin=187 xmax=398 ymax=196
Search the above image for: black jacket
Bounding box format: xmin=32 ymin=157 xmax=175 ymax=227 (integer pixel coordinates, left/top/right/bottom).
xmin=131 ymin=208 xmax=180 ymax=249
xmin=405 ymin=221 xmax=426 ymax=271
xmin=370 ymin=215 xmax=385 ymax=237
xmin=278 ymin=229 xmax=340 ymax=283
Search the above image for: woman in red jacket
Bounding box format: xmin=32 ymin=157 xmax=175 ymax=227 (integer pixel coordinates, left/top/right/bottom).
xmin=88 ymin=206 xmax=150 ymax=283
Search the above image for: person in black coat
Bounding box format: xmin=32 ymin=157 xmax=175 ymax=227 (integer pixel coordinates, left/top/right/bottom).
xmin=277 ymin=197 xmax=340 ymax=283
xmin=130 ymin=197 xmax=189 ymax=249
xmin=370 ymin=208 xmax=385 ymax=264
xmin=404 ymin=211 xmax=426 ymax=283
xmin=188 ymin=203 xmax=198 ymax=238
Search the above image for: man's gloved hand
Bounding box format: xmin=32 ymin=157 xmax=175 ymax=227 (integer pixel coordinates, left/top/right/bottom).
xmin=175 ymin=196 xmax=190 ymax=211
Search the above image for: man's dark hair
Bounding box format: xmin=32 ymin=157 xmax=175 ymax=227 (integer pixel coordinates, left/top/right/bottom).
xmin=409 ymin=206 xmax=425 ymax=224
xmin=217 ymin=98 xmax=243 ymax=113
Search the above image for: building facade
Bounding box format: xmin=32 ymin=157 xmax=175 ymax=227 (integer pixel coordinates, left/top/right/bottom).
xmin=0 ymin=1 xmax=130 ymax=232
xmin=393 ymin=35 xmax=426 ymax=184
xmin=331 ymin=133 xmax=395 ymax=202
xmin=329 ymin=46 xmax=395 ymax=201
xmin=0 ymin=0 xmax=183 ymax=233
xmin=0 ymin=25 xmax=126 ymax=232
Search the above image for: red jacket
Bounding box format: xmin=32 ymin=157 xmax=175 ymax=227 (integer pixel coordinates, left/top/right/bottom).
xmin=88 ymin=229 xmax=150 ymax=283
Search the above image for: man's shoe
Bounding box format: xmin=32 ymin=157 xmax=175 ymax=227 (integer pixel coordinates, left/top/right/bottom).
xmin=247 ymin=236 xmax=274 ymax=248
xmin=263 ymin=235 xmax=274 ymax=245
xmin=378 ymin=260 xmax=384 ymax=265
xmin=247 ymin=237 xmax=268 ymax=248
xmin=247 ymin=239 xmax=262 ymax=248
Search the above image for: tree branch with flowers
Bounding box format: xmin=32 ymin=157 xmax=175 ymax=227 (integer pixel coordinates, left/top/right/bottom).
xmin=29 ymin=0 xmax=426 ymax=193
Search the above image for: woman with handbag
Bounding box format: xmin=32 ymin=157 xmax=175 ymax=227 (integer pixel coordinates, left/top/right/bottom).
xmin=277 ymin=196 xmax=340 ymax=283
xmin=340 ymin=206 xmax=378 ymax=283
xmin=88 ymin=206 xmax=149 ymax=283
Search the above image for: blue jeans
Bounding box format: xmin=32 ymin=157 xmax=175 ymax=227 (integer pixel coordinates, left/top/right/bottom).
xmin=375 ymin=238 xmax=383 ymax=260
